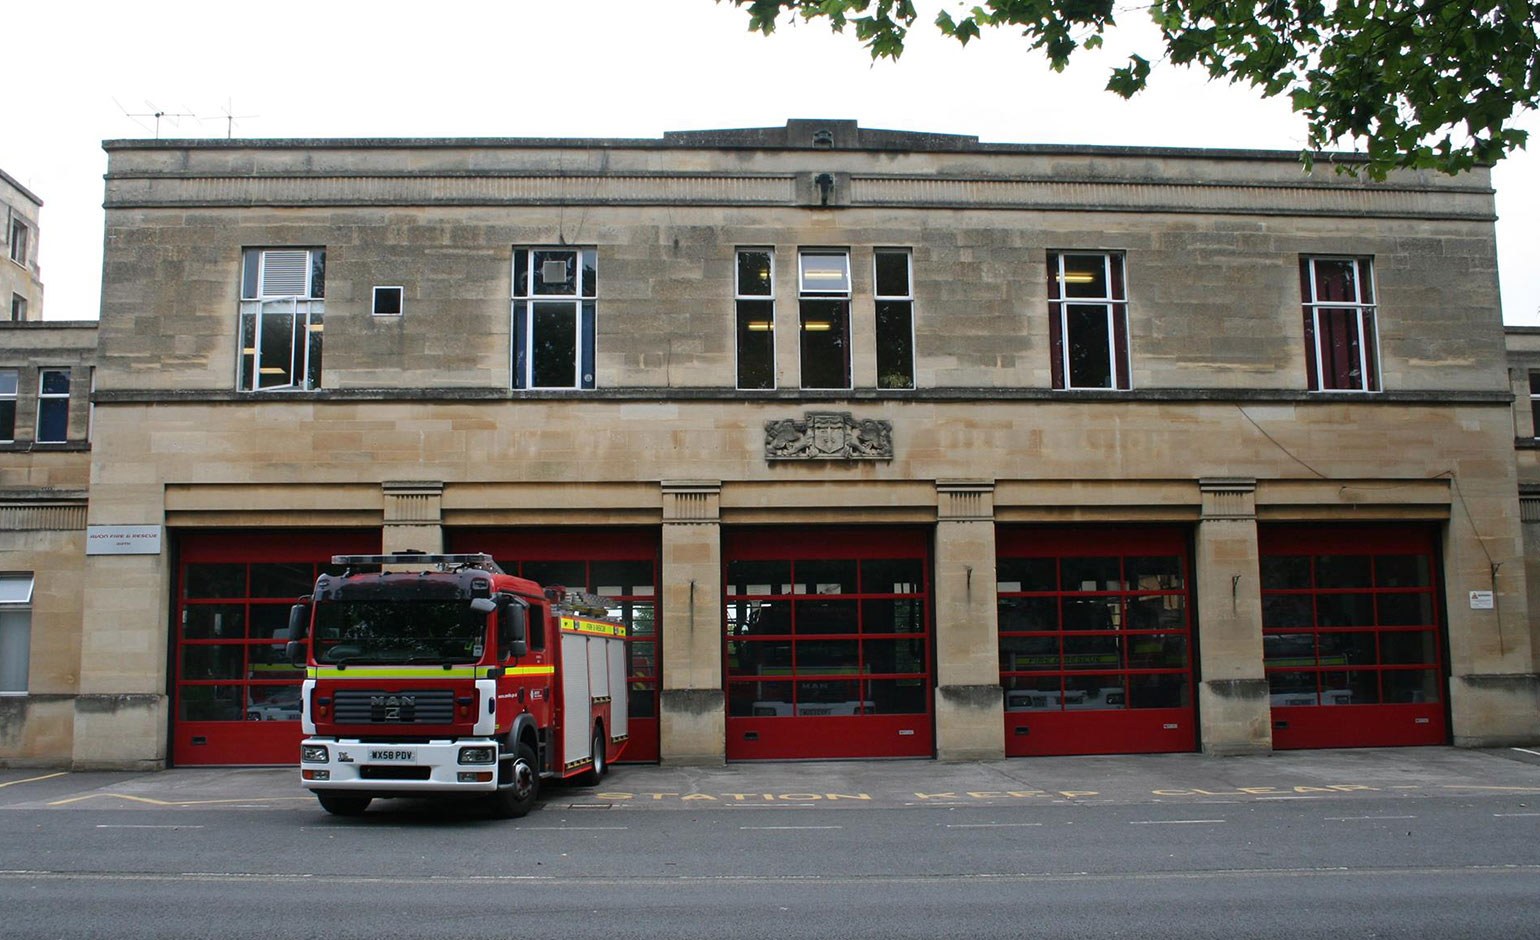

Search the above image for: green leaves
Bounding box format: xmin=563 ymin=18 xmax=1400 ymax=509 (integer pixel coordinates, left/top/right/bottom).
xmin=721 ymin=0 xmax=1540 ymax=178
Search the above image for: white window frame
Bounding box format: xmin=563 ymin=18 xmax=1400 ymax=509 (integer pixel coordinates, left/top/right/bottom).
xmin=510 ymin=247 xmax=597 ymax=390
xmin=35 ymin=369 xmax=69 ymax=444
xmin=0 ymin=573 xmax=34 ymax=694
xmin=796 ymin=249 xmax=853 ymax=390
xmin=238 ymin=248 xmax=325 ymax=392
xmin=735 ymin=248 xmax=776 ymax=391
xmin=1303 ymin=256 xmax=1380 ymax=393
xmin=0 ymin=368 xmax=16 ymax=443
xmin=372 ymin=285 xmax=404 ymax=317
xmin=1050 ymin=251 xmax=1131 ymax=391
xmin=873 ymin=248 xmax=916 ymax=390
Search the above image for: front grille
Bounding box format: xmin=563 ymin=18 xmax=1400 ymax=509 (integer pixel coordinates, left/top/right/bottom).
xmin=332 ymin=688 xmax=456 ymax=724
xmin=359 ymin=765 xmax=432 ymax=781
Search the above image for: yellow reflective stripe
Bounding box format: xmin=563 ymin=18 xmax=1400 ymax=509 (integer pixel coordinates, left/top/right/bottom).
xmin=559 ymin=617 xmax=628 ymax=638
xmin=306 ymin=666 xmax=478 ymax=679
xmin=499 ymin=665 xmax=556 ymax=677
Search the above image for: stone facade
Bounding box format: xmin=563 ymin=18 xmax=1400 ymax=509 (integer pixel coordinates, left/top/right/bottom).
xmin=1 ymin=170 xmax=44 ymax=322
xmin=2 ymin=120 xmax=1535 ymax=769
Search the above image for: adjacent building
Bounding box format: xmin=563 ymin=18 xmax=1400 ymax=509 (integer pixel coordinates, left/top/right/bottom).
xmin=2 ymin=169 xmax=44 ymax=323
xmin=2 ymin=121 xmax=1535 ymax=769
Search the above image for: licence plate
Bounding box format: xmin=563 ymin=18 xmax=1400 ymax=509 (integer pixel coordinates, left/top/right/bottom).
xmin=369 ymin=749 xmax=416 ymax=762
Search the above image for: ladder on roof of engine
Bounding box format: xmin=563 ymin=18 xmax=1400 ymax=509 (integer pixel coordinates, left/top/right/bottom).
xmin=329 ymin=553 xmax=617 ymax=614
xmin=329 ymin=552 xmax=506 ymax=575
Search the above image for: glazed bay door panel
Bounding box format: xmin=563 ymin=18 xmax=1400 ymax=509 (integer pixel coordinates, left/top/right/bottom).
xmin=725 ymin=527 xmax=932 ymax=760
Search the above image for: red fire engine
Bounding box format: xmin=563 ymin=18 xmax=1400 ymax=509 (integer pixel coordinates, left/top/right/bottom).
xmin=287 ymin=552 xmax=628 ymax=817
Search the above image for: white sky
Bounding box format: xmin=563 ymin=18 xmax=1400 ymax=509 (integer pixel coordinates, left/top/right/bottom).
xmin=5 ymin=0 xmax=1537 ymax=324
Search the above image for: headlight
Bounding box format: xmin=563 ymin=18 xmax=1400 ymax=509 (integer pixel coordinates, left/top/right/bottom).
xmin=301 ymin=745 xmax=329 ymax=763
xmin=458 ymin=746 xmax=496 ymax=764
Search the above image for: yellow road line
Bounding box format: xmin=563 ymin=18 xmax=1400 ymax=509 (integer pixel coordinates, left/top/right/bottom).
xmin=48 ymin=793 xmax=314 ymax=807
xmin=0 ymin=772 xmax=67 ymax=789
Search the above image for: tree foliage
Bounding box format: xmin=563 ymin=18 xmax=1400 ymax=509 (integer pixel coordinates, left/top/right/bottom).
xmin=723 ymin=0 xmax=1540 ymax=178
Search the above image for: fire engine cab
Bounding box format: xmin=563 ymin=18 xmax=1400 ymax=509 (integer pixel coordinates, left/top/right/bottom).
xmin=288 ymin=553 xmax=628 ymax=817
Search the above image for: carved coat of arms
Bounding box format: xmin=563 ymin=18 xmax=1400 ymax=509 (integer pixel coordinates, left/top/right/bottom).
xmin=765 ymin=412 xmax=893 ymax=460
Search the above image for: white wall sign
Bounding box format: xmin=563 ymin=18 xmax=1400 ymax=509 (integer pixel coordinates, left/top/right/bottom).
xmin=86 ymin=525 xmax=163 ymax=556
xmin=1469 ymin=590 xmax=1495 ymax=610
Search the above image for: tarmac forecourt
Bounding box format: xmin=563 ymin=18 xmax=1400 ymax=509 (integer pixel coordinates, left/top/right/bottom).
xmin=0 ymin=747 xmax=1537 ymax=812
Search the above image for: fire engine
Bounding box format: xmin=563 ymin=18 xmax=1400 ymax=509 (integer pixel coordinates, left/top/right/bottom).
xmin=286 ymin=552 xmax=629 ymax=817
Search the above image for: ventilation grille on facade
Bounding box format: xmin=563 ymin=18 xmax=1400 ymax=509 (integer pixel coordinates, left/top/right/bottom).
xmin=1522 ymin=496 xmax=1540 ymax=524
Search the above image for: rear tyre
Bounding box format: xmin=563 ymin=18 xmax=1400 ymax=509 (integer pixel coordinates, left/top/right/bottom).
xmin=488 ymin=742 xmax=540 ymax=819
xmin=316 ymin=793 xmax=371 ymax=816
xmin=576 ymin=727 xmax=607 ymax=786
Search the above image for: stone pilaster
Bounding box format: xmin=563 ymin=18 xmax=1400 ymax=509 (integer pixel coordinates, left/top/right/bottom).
xmin=1194 ymin=478 xmax=1271 ymax=755
xmin=382 ymin=481 xmax=442 ymax=558
xmin=658 ymin=481 xmax=725 ymax=765
xmin=933 ymin=480 xmax=1004 ymax=760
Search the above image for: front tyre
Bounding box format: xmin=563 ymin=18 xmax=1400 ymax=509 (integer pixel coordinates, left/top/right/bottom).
xmin=488 ymin=742 xmax=539 ymax=819
xmin=316 ymin=793 xmax=371 ymax=816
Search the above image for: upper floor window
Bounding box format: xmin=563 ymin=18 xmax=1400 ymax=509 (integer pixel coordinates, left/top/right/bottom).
xmin=1530 ymin=372 xmax=1540 ymax=438
xmin=239 ymin=248 xmax=325 ymax=392
xmin=1047 ymin=251 xmax=1130 ymax=390
xmin=35 ymin=370 xmax=69 ymax=443
xmin=10 ymin=294 xmax=24 ymax=322
xmin=874 ymin=249 xmax=915 ymax=390
xmin=8 ymin=219 xmax=27 ymax=266
xmin=0 ymin=369 xmax=15 ymax=442
xmin=512 ymin=248 xmax=596 ymax=390
xmin=736 ymin=249 xmax=775 ymax=390
xmin=1301 ymin=256 xmax=1379 ymax=392
xmin=0 ymin=573 xmax=33 ymax=693
xmin=798 ymin=250 xmax=851 ymax=389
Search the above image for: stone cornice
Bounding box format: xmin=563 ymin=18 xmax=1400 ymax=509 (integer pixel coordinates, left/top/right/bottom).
xmin=89 ymin=386 xmax=1515 ymax=406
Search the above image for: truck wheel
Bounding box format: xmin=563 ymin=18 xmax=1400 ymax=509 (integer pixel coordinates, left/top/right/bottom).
xmin=488 ymin=742 xmax=539 ymax=819
xmin=576 ymin=727 xmax=606 ymax=786
xmin=316 ymin=793 xmax=371 ymax=816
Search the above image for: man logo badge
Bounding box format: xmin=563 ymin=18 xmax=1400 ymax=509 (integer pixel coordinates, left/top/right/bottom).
xmin=370 ymin=694 xmax=416 ymax=722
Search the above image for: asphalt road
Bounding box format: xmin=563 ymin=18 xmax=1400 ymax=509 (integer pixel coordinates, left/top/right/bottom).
xmin=2 ymin=748 xmax=1539 ymax=938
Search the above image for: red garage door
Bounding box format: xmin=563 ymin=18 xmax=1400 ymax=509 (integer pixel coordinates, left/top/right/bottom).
xmin=174 ymin=529 xmax=379 ymax=766
xmin=724 ymin=527 xmax=932 ymax=760
xmin=1261 ymin=525 xmax=1447 ymax=749
xmin=998 ymin=527 xmax=1196 ymax=757
xmin=447 ymin=527 xmax=661 ymax=763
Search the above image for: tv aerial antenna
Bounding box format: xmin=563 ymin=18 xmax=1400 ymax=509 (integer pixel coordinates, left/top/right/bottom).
xmin=115 ymin=98 xmax=197 ymax=139
xmin=211 ymin=98 xmax=259 ymax=139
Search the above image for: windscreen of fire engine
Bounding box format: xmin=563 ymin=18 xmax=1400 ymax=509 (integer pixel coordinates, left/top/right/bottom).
xmin=726 ymin=557 xmax=929 ymax=717
xmin=314 ymin=601 xmax=486 ymax=664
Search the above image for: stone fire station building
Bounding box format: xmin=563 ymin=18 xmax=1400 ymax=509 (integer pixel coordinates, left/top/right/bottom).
xmin=1 ymin=120 xmax=1536 ymax=769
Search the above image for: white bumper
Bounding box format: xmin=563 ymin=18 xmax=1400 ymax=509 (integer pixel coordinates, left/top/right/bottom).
xmin=300 ymin=737 xmax=500 ymax=794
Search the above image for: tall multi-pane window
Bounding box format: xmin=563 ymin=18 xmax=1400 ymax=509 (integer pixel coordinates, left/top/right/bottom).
xmin=1047 ymin=251 xmax=1130 ymax=390
xmin=736 ymin=249 xmax=775 ymax=389
xmin=0 ymin=574 xmax=33 ymax=693
xmin=1530 ymin=372 xmax=1540 ymax=438
xmin=10 ymin=294 xmax=24 ymax=322
xmin=874 ymin=249 xmax=915 ymax=389
xmin=239 ymin=248 xmax=325 ymax=391
xmin=35 ymin=370 xmax=68 ymax=443
xmin=798 ymin=250 xmax=851 ymax=389
xmin=8 ymin=219 xmax=27 ymax=265
xmin=0 ymin=369 xmax=15 ymax=442
xmin=512 ymin=247 xmax=597 ymax=390
xmin=1301 ymin=256 xmax=1379 ymax=392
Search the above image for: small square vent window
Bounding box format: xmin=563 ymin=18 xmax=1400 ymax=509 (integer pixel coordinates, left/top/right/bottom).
xmin=372 ymin=286 xmax=404 ymax=316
